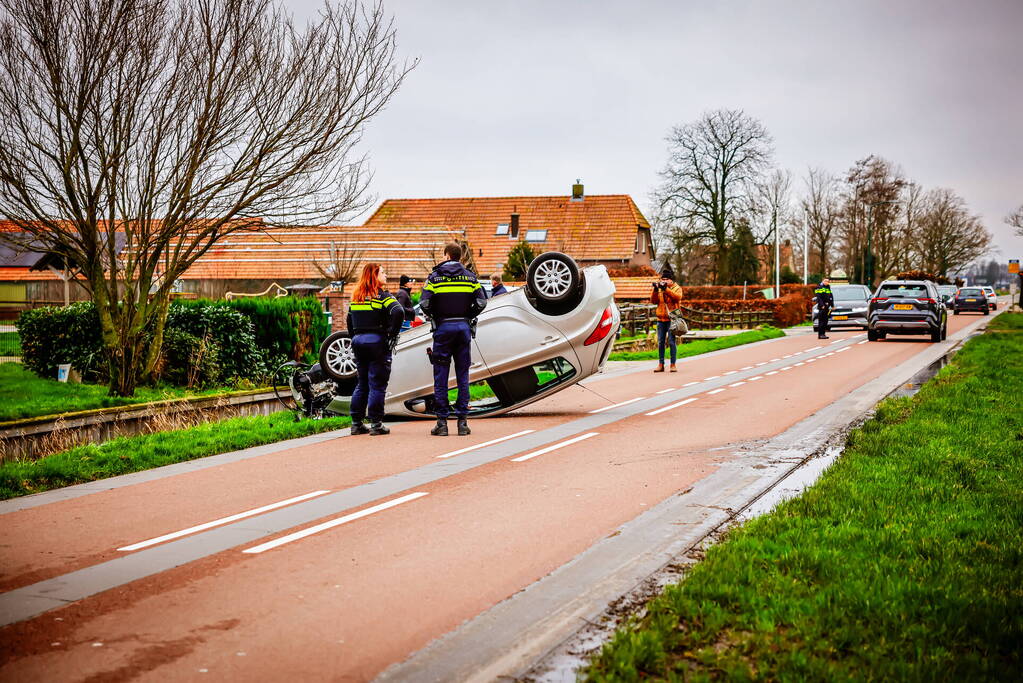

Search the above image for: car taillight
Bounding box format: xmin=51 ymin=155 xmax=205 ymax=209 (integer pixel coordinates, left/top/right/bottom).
xmin=917 ymin=298 xmax=936 ymax=304
xmin=585 ymin=306 xmax=615 ymax=346
xmin=872 ymin=297 xmax=888 ymax=304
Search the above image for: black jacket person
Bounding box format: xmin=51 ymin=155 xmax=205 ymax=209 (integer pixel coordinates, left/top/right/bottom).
xmin=419 ymin=243 xmax=487 ymax=436
xmin=814 ymin=279 xmax=834 ymax=340
xmin=346 ymin=263 xmax=404 ymax=435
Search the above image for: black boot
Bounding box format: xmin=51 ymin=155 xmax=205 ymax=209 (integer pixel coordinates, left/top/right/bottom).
xmin=350 ymin=421 xmax=369 ymax=435
xmin=457 ymin=416 xmax=470 ymax=436
xmin=430 ymin=419 xmax=448 ymax=436
xmin=369 ymin=422 xmax=390 ymax=436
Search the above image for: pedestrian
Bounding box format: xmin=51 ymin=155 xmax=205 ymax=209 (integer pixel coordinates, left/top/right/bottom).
xmin=395 ymin=274 xmax=416 ymax=331
xmin=815 ymin=277 xmax=834 ymax=339
xmin=650 ymin=266 xmax=683 ymax=372
xmin=420 ymin=242 xmax=487 ymax=436
xmin=489 ymin=273 xmax=509 ymax=297
xmin=346 ymin=263 xmax=404 ymax=436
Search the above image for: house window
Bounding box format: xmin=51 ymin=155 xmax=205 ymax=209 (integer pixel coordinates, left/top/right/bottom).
xmin=525 ymin=229 xmax=547 ymax=243
xmin=496 ymin=223 xmax=509 ymax=235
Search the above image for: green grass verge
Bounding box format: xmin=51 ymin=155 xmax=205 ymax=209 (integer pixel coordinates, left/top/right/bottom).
xmin=0 ymin=411 xmax=350 ymax=500
xmin=584 ymin=314 xmax=1023 ymax=681
xmin=608 ymin=326 xmax=785 ymax=361
xmin=0 ymin=330 xmax=20 ymax=355
xmin=0 ymin=363 xmax=264 ymax=422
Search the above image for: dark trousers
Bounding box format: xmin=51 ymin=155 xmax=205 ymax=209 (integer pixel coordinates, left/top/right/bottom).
xmin=656 ymin=320 xmax=677 ymax=363
xmin=350 ymin=333 xmax=392 ymax=423
xmin=818 ymin=307 xmax=830 ymax=337
xmin=431 ymin=320 xmax=472 ymax=419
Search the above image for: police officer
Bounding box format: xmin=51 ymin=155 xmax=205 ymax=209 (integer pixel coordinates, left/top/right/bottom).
xmin=814 ymin=277 xmax=834 ymax=340
xmin=420 ymin=242 xmax=487 ymax=436
xmin=346 ymin=263 xmax=404 ymax=436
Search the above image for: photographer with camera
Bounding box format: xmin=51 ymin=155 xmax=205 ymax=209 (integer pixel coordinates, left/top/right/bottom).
xmin=650 ymin=266 xmax=683 ymax=373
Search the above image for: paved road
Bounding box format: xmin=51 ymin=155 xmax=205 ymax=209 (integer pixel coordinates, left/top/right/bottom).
xmin=0 ymin=310 xmax=995 ymax=681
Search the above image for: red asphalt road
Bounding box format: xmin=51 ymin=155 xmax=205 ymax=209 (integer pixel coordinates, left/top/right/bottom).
xmin=0 ymin=316 xmax=980 ymax=681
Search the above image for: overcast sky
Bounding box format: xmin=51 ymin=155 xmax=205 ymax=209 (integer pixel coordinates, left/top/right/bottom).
xmin=290 ymin=0 xmax=1023 ymax=263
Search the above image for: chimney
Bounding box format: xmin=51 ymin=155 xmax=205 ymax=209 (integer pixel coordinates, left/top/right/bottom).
xmin=571 ymin=179 xmax=584 ymax=202
xmin=510 ymin=209 xmax=520 ymax=238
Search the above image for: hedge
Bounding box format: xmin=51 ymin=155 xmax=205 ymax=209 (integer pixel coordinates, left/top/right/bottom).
xmin=680 ymin=293 xmax=810 ymax=327
xmin=16 ymin=302 xmax=104 ymax=380
xmin=676 ymin=284 xmax=815 ymax=300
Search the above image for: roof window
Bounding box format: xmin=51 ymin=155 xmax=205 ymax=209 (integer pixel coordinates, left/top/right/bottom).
xmin=525 ymin=229 xmax=547 ymax=243
xmin=496 ymin=223 xmax=509 ymax=235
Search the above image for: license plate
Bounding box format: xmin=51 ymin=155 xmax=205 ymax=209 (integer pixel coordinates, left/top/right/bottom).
xmin=832 ymin=315 xmax=848 ymax=320
xmin=893 ymin=304 xmax=913 ymax=310
xmin=966 ymin=298 xmax=976 ymax=302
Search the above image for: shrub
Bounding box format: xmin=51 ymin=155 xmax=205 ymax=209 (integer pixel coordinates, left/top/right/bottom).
xmin=166 ymin=302 xmax=261 ymax=383
xmin=608 ymin=264 xmax=658 ymax=277
xmin=157 ymin=328 xmax=221 ymax=388
xmin=678 ymin=293 xmax=810 ymax=327
xmin=503 ymin=240 xmax=536 ymax=280
xmin=16 ymin=301 xmax=104 ymax=380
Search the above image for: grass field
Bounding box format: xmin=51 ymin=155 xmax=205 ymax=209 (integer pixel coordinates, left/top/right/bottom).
xmin=0 ymin=330 xmax=20 ymax=355
xmin=585 ymin=313 xmax=1022 ymax=680
xmin=608 ymin=326 xmax=785 ymax=361
xmin=0 ymin=363 xmax=263 ymax=422
xmin=0 ymin=411 xmax=350 ymax=500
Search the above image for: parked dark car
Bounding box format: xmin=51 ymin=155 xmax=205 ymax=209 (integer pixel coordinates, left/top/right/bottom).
xmin=952 ymin=287 xmax=989 ymax=315
xmin=867 ymin=280 xmax=948 ymax=342
xmin=813 ymin=284 xmax=871 ymax=332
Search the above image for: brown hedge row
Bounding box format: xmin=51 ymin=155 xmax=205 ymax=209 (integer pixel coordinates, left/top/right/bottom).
xmin=679 ymin=293 xmax=811 ymax=327
xmin=677 ymin=284 xmax=815 ymax=300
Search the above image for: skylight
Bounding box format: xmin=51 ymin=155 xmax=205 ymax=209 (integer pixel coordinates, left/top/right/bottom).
xmin=525 ymin=229 xmax=547 ymax=243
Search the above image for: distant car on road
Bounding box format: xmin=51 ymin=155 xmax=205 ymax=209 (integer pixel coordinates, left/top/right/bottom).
xmin=867 ymin=280 xmax=948 ymax=343
xmin=317 ymin=253 xmax=620 ymax=418
xmin=813 ymin=284 xmax=871 ymax=332
xmin=981 ymin=286 xmax=997 ymax=310
xmin=952 ymin=287 xmax=989 ymax=315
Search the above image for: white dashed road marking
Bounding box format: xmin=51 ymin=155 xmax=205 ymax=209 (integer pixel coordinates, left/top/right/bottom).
xmin=511 ymin=432 xmax=600 ymax=462
xmin=589 ymin=397 xmax=647 ymax=414
xmin=707 ymin=388 xmax=725 ymax=395
xmin=728 ymin=381 xmax=746 ymax=387
xmin=646 ymin=397 xmax=698 ymax=416
xmin=436 ymin=430 xmax=537 ymax=459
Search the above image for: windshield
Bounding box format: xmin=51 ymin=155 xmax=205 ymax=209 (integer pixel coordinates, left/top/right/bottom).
xmin=832 ymin=285 xmax=868 ymax=302
xmin=877 ymin=284 xmax=928 ymax=298
xmin=959 ymin=288 xmax=983 ymax=295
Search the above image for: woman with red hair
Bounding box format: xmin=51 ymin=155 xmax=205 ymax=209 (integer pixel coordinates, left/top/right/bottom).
xmin=346 ymin=263 xmax=404 ymax=435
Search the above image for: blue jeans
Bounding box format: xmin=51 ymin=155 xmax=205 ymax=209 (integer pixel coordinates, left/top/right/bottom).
xmin=657 ymin=320 xmax=677 ymax=364
xmin=350 ymin=333 xmax=392 ymax=423
xmin=431 ymin=320 xmax=472 ymax=418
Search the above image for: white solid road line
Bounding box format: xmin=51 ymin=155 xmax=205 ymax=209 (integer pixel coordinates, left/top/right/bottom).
xmin=655 ymin=387 xmax=676 ymax=394
xmin=119 ymin=490 xmax=332 ymax=552
xmin=242 ymin=492 xmax=429 ymax=554
xmin=436 ymin=430 xmax=536 ymax=459
xmin=511 ymin=432 xmax=599 ymax=462
xmin=707 ymin=388 xmax=725 ymax=395
xmin=590 ymin=397 xmax=647 ymax=414
xmin=728 ymin=381 xmax=746 ymax=387
xmin=646 ymin=397 xmax=698 ymax=417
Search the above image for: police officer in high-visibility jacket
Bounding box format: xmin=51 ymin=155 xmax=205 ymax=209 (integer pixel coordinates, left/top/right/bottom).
xmin=346 ymin=263 xmax=404 ymax=436
xmin=420 ymin=242 xmax=487 ymax=436
xmin=814 ymin=278 xmax=834 ymax=340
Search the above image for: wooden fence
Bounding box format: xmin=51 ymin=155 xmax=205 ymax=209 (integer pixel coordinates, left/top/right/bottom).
xmin=618 ymin=303 xmax=775 ymax=337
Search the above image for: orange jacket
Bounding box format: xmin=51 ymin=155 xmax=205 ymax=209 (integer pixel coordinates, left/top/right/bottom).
xmin=650 ymin=281 xmax=683 ymax=321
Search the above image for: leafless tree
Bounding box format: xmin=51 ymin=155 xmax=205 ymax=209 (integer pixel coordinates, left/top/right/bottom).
xmin=912 ymin=188 xmax=992 ymax=276
xmin=751 ymin=168 xmax=794 ymax=284
xmin=0 ymin=0 xmax=414 ymax=395
xmin=837 ymin=155 xmax=908 ymax=285
xmin=800 ymin=167 xmax=840 ymax=279
xmin=1007 ymin=204 xmax=1023 ymax=237
xmin=653 ymin=109 xmax=773 ymax=284
xmin=313 ymin=236 xmax=364 ymax=296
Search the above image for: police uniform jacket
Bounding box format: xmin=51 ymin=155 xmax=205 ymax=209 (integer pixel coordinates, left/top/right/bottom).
xmin=420 ymin=260 xmax=487 ymax=322
xmin=814 ymin=283 xmax=834 ymax=308
xmin=346 ymin=289 xmax=404 ymax=338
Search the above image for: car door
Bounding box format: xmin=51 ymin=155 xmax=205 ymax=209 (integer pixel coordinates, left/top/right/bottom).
xmin=472 ymin=301 xmax=578 ymax=376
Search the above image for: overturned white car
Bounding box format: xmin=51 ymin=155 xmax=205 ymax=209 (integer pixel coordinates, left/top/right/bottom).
xmin=311 ymin=252 xmax=620 ymax=418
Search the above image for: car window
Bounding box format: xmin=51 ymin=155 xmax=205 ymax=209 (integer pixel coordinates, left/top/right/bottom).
xmin=878 ymin=284 xmax=927 ymax=298
xmin=832 ymin=285 xmax=868 ymax=301
xmin=959 ymin=288 xmax=983 ymax=295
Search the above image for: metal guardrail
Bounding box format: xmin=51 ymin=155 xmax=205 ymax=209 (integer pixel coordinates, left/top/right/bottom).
xmin=618 ymin=303 xmax=774 ymax=336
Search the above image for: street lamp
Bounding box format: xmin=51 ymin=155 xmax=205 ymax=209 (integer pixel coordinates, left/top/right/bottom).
xmin=864 ymin=199 xmax=901 ymax=287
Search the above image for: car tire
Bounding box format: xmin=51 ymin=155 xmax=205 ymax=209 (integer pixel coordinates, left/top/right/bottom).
xmin=867 ymin=329 xmax=878 ymax=342
xmin=983 ymin=308 xmax=989 ymax=316
xmin=878 ymin=331 xmax=887 ymax=339
xmin=525 ymin=251 xmax=583 ymax=314
xmin=319 ymin=331 xmax=359 ymax=393
xmin=953 ymin=308 xmax=959 ymax=315
xmin=930 ymin=327 xmax=942 ymax=343
xmin=941 ymin=325 xmax=948 ymax=341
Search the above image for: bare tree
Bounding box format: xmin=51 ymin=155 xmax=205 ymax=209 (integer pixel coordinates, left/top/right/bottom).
xmin=913 ymin=188 xmax=992 ymax=276
xmin=837 ymin=155 xmax=908 ymax=285
xmin=0 ymin=0 xmax=414 ymax=395
xmin=800 ymin=167 xmax=840 ymax=279
xmin=653 ymin=109 xmax=773 ymax=284
xmin=1007 ymin=204 xmax=1023 ymax=237
xmin=751 ymin=168 xmax=793 ymax=285
xmin=313 ymin=236 xmax=364 ymax=296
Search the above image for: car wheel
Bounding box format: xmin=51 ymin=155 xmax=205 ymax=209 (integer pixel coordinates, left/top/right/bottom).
xmin=878 ymin=331 xmax=887 ymax=339
xmin=983 ymin=308 xmax=989 ymax=316
xmin=941 ymin=325 xmax=948 ymax=341
xmin=953 ymin=308 xmax=959 ymax=315
xmin=525 ymin=251 xmax=583 ymax=313
xmin=319 ymin=331 xmax=359 ymax=392
xmin=867 ymin=329 xmax=878 ymax=341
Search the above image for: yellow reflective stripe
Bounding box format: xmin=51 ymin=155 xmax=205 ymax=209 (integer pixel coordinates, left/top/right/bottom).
xmin=428 ymin=284 xmax=477 ymax=292
xmin=349 ymin=303 xmax=373 ymax=310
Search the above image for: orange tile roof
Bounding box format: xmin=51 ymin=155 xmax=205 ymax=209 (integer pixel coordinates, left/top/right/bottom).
xmin=363 ymin=195 xmax=650 ymax=276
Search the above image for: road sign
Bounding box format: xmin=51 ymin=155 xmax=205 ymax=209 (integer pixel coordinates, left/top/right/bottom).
xmin=1010 ymin=259 xmax=1019 ymax=274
